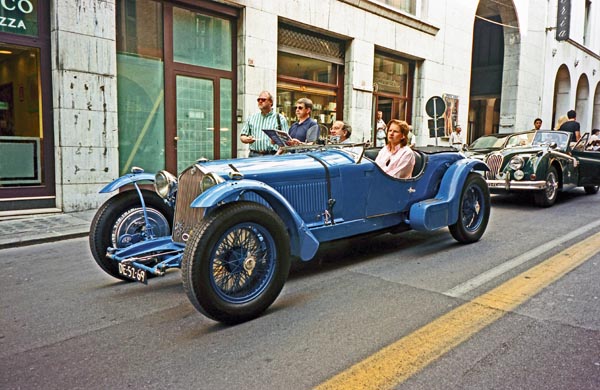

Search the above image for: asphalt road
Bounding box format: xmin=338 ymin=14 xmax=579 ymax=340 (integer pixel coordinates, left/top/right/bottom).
xmin=1 ymin=190 xmax=599 ymax=390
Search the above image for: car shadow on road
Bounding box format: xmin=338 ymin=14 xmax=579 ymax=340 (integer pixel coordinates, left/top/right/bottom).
xmin=490 ymin=188 xmax=594 ymax=209
xmin=287 ymin=229 xmax=454 ymax=280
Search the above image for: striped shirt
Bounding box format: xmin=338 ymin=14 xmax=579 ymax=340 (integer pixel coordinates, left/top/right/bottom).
xmin=241 ymin=110 xmax=289 ymax=153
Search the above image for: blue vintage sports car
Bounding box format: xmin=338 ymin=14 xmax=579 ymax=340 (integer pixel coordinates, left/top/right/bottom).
xmin=89 ymin=144 xmax=490 ymax=324
xmin=483 ymin=130 xmax=600 ymax=207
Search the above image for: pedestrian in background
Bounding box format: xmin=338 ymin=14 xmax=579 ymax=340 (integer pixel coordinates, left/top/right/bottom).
xmin=240 ymin=91 xmax=288 ymax=157
xmin=375 ymin=111 xmax=387 ymax=147
xmin=407 ymin=125 xmax=416 ymax=148
xmin=554 ymin=115 xmax=568 ymax=130
xmin=449 ymin=124 xmax=464 ymax=150
xmin=532 ymin=118 xmax=542 ymax=130
xmin=558 ymin=109 xmax=581 ymax=141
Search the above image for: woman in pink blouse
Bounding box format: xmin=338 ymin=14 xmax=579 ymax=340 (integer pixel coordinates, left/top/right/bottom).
xmin=375 ymin=119 xmax=415 ymax=179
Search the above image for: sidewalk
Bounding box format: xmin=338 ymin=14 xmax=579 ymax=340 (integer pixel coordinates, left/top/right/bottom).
xmin=0 ymin=209 xmax=96 ymax=250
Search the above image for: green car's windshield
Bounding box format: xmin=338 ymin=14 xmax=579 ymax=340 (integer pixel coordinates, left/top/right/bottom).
xmin=532 ymin=131 xmax=569 ymax=150
xmin=469 ymin=135 xmax=508 ymax=149
xmin=505 ymin=132 xmax=535 ymax=147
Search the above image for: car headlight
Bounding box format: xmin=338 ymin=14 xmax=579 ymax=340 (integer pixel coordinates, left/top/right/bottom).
xmin=509 ymin=156 xmax=524 ymax=170
xmin=513 ymin=170 xmax=525 ymax=180
xmin=154 ymin=170 xmax=177 ymax=199
xmin=201 ymin=173 xmax=224 ymax=192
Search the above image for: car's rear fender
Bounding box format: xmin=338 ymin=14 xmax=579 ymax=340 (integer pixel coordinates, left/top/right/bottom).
xmin=99 ymin=172 xmax=156 ymax=193
xmin=409 ymin=159 xmax=488 ymax=231
xmin=190 ymin=179 xmax=320 ymax=261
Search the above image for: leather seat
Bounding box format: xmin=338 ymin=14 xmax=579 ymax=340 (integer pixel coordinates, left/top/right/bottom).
xmin=364 ymin=147 xmax=381 ymax=161
xmin=411 ymin=150 xmax=424 ymax=177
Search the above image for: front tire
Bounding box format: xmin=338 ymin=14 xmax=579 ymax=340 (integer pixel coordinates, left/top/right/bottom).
xmin=89 ymin=190 xmax=173 ymax=281
xmin=534 ymin=166 xmax=559 ymax=207
xmin=182 ymin=202 xmax=291 ymax=324
xmin=449 ymin=173 xmax=490 ymax=244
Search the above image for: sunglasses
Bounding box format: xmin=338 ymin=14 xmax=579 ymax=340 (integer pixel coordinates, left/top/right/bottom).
xmin=295 ymin=106 xmax=305 ymax=110
xmin=257 ymin=98 xmax=268 ymax=102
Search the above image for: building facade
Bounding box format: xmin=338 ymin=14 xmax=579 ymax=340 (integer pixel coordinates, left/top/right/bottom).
xmin=0 ymin=0 xmax=598 ymax=213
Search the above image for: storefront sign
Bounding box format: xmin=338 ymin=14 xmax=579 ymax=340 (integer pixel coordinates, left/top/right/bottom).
xmin=0 ymin=0 xmax=37 ymax=36
xmin=555 ymin=0 xmax=570 ymax=41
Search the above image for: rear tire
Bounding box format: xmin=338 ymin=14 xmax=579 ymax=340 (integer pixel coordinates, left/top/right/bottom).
xmin=584 ymin=185 xmax=599 ymax=195
xmin=449 ymin=173 xmax=490 ymax=244
xmin=89 ymin=190 xmax=173 ymax=280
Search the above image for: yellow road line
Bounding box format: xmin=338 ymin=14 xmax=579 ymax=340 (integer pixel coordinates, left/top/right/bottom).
xmin=316 ymin=231 xmax=600 ymax=390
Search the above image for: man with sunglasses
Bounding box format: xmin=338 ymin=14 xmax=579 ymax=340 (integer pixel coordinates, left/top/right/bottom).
xmin=287 ymin=98 xmax=319 ymax=146
xmin=240 ymin=91 xmax=289 ymax=157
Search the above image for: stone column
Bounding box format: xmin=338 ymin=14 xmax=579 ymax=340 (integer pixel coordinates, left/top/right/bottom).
xmin=51 ymin=0 xmax=118 ymax=211
xmin=345 ymin=39 xmax=375 ymax=144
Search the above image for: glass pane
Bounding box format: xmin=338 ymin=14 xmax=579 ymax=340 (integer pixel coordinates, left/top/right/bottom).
xmin=278 ymin=52 xmax=338 ymax=85
xmin=0 ymin=44 xmax=43 ymax=186
xmin=176 ymin=76 xmax=214 ymax=172
xmin=173 ymin=7 xmax=232 ymax=71
xmin=376 ymin=0 xmax=415 ymax=14
xmin=0 ymin=0 xmax=39 ymax=37
xmin=220 ymin=79 xmax=232 ymax=159
xmin=373 ymin=53 xmax=409 ymax=96
xmin=117 ymin=54 xmax=165 ymax=175
xmin=116 ymin=0 xmax=163 ymax=60
xmin=116 ymin=0 xmax=164 ymax=175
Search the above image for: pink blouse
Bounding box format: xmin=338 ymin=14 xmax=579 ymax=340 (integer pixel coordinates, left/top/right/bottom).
xmin=375 ymin=144 xmax=416 ymax=179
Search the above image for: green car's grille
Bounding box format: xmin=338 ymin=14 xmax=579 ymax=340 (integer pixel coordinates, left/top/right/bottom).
xmin=486 ymin=154 xmax=503 ymax=180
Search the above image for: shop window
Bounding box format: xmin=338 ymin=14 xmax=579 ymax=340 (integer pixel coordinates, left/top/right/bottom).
xmin=116 ymin=0 xmax=165 ymax=175
xmin=0 ymin=44 xmax=43 ymax=186
xmin=277 ymin=25 xmax=344 ymax=135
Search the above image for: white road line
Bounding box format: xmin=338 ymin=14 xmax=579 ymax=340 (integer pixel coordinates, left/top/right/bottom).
xmin=444 ymin=219 xmax=600 ymax=298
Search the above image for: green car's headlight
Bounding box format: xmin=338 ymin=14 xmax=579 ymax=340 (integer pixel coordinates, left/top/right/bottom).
xmin=154 ymin=170 xmax=177 ymax=199
xmin=509 ymin=156 xmax=524 ymax=170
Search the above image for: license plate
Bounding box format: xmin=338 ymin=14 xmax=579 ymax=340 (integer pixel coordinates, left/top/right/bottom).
xmin=488 ymin=182 xmax=504 ymax=187
xmin=118 ymin=262 xmax=148 ymax=284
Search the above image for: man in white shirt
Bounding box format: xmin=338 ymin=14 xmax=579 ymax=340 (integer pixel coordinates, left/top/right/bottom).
xmin=449 ymin=124 xmax=464 ymax=150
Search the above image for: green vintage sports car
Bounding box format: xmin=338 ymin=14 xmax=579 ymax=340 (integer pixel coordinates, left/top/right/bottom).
xmin=483 ymin=130 xmax=600 ymax=207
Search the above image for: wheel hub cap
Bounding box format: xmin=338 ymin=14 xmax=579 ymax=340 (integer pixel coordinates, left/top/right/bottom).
xmin=244 ymin=256 xmax=256 ymax=272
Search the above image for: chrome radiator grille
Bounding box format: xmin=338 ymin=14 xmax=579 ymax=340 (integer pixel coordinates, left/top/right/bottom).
xmin=485 ymin=154 xmax=503 ymax=180
xmin=172 ymin=165 xmax=205 ymax=243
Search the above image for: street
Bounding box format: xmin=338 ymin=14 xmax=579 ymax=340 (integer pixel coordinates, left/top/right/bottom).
xmin=1 ymin=190 xmax=599 ymax=390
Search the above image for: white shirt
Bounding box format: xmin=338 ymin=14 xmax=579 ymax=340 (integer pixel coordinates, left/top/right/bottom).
xmin=449 ymin=131 xmax=463 ymax=147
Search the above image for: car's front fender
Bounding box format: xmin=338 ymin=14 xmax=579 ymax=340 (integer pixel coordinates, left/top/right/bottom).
xmin=190 ymin=179 xmax=320 ymax=261
xmin=410 ymin=159 xmax=488 ymax=231
xmin=99 ymin=172 xmax=156 ymax=193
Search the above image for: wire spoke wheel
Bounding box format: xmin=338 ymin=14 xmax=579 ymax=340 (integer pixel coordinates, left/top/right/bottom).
xmin=211 ymin=223 xmax=276 ymax=303
xmin=534 ymin=166 xmax=559 ymax=207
